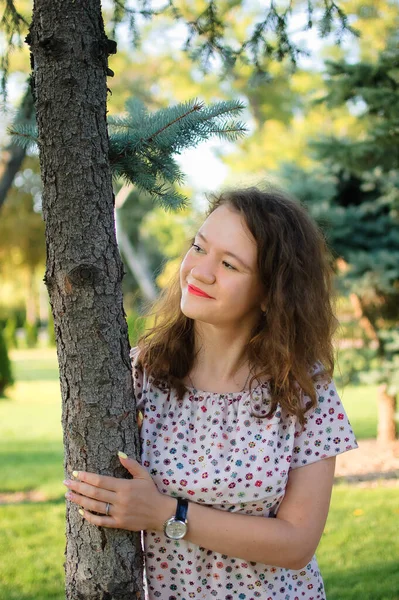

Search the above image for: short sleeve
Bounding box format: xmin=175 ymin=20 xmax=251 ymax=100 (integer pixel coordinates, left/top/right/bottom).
xmin=129 ymin=346 xmax=145 ymax=412
xmin=290 ymin=373 xmax=358 ymax=469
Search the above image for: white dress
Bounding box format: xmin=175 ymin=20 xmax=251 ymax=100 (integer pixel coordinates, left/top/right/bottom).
xmin=130 ymin=348 xmax=358 ymax=600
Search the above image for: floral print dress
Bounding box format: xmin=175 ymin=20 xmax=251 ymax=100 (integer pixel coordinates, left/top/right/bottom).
xmin=130 ymin=349 xmax=358 ymax=600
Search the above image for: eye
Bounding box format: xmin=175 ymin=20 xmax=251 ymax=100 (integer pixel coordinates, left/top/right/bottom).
xmin=191 ymin=243 xmax=203 ymax=253
xmin=222 ymin=261 xmax=236 ymax=270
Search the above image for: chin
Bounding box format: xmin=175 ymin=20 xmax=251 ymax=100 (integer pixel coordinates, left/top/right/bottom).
xmin=180 ymin=301 xmax=201 ymax=320
xmin=180 ymin=299 xmax=212 ymax=323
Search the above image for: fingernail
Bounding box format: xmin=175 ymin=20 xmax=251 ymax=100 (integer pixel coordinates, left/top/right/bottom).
xmin=65 ymin=491 xmax=72 ymax=499
xmin=78 ymin=509 xmax=84 ymax=516
xmin=72 ymin=471 xmax=79 ymax=478
xmin=118 ymin=451 xmax=128 ymax=459
xmin=63 ymin=479 xmax=71 ymax=486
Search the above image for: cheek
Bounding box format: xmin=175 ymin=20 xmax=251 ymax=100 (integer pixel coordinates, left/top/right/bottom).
xmin=230 ymin=280 xmax=261 ymax=309
xmin=180 ymin=253 xmax=192 ymax=282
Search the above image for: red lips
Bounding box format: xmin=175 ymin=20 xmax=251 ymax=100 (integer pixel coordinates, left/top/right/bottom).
xmin=187 ymin=284 xmax=213 ymax=299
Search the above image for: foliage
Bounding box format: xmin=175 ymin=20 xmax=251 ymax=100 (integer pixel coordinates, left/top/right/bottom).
xmin=0 ymin=161 xmax=45 ymax=270
xmin=3 ymin=316 xmax=17 ymax=349
xmin=280 ymin=42 xmax=399 ymax=396
xmin=0 ymin=327 xmax=14 ymax=395
xmin=10 ymin=97 xmax=247 ymax=208
xmin=126 ymin=310 xmax=147 ymax=347
xmin=109 ymin=97 xmax=247 ymax=207
xmin=1 ymin=0 xmax=358 ymax=99
xmin=0 ymin=0 xmax=29 ymax=99
xmin=313 ymin=44 xmax=399 ymax=173
xmin=220 ymin=0 xmax=399 ymax=179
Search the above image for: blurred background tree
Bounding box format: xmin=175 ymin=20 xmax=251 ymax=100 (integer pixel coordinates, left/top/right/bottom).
xmin=279 ymin=40 xmax=399 ymax=442
xmin=0 ymin=325 xmax=14 ymax=396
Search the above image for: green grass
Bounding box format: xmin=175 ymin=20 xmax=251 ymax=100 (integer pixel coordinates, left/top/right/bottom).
xmin=10 ymin=348 xmax=60 ymax=382
xmin=336 ymin=382 xmax=379 ymax=440
xmin=0 ymin=348 xmax=396 ymax=600
xmin=0 ymin=349 xmax=64 ymax=499
xmin=0 ymin=485 xmax=397 ymax=600
xmin=318 ymin=485 xmax=399 ymax=600
xmin=0 ymin=501 xmax=65 ymax=600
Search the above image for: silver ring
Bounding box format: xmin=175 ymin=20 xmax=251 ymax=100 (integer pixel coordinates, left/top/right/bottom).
xmin=105 ymin=502 xmax=111 ymax=516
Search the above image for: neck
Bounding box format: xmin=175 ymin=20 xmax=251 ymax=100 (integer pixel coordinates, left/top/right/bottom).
xmin=191 ymin=321 xmax=252 ymax=385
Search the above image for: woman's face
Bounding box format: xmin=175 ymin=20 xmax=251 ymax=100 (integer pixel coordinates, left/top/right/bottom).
xmin=180 ymin=204 xmax=265 ymax=329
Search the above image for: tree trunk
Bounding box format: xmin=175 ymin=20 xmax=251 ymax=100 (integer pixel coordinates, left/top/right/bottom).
xmin=349 ymin=293 xmax=397 ymax=444
xmin=28 ymin=1 xmax=144 ymax=598
xmin=349 ymin=293 xmax=379 ymax=344
xmin=377 ymin=384 xmax=397 ymax=444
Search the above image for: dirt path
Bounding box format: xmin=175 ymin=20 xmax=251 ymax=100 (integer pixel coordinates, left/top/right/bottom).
xmin=335 ymin=439 xmax=399 ymax=485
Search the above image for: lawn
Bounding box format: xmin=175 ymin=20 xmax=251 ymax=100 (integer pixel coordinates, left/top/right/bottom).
xmin=1 ymin=349 xmax=63 ymax=499
xmin=0 ymin=348 xmax=396 ymax=600
xmin=318 ymin=485 xmax=399 ymax=600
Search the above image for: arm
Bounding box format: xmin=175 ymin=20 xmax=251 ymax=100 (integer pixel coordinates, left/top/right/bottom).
xmin=157 ymin=456 xmax=336 ymax=570
xmin=65 ymin=453 xmax=335 ymax=570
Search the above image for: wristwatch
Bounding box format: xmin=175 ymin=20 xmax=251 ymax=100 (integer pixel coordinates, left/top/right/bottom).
xmin=163 ymin=497 xmax=189 ymax=540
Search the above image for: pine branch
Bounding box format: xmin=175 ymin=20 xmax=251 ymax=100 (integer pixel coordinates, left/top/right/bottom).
xmin=10 ymin=94 xmax=246 ymax=208
xmin=7 ymin=124 xmax=38 ymax=151
xmin=146 ymin=101 xmax=203 ymax=143
xmin=2 ymin=1 xmax=356 ymax=95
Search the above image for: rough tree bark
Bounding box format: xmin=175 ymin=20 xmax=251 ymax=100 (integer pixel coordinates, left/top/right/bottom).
xmin=28 ymin=1 xmax=144 ymax=598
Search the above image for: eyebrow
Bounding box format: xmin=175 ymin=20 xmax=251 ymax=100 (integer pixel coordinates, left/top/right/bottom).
xmin=196 ymin=231 xmax=253 ymax=272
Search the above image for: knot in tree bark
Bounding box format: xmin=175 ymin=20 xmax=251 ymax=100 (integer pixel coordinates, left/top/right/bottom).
xmin=37 ymin=34 xmax=67 ymax=59
xmin=67 ymin=264 xmax=101 ymax=287
xmin=91 ymin=37 xmax=117 ymax=70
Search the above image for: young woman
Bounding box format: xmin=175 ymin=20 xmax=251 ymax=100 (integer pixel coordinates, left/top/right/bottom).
xmin=64 ymin=187 xmax=357 ymax=600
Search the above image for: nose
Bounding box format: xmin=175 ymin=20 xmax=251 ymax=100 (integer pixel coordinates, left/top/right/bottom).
xmin=190 ymin=264 xmax=216 ymax=285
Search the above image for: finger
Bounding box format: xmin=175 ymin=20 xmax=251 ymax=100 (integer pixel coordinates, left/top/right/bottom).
xmin=66 ymin=490 xmax=112 ymax=516
xmin=71 ymin=470 xmax=121 ymax=492
xmin=66 ymin=479 xmax=116 ymax=503
xmin=78 ymin=507 xmax=116 ymax=529
xmin=118 ymin=454 xmax=151 ymax=480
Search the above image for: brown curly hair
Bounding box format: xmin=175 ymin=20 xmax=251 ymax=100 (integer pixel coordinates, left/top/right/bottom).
xmin=137 ymin=186 xmax=338 ymax=424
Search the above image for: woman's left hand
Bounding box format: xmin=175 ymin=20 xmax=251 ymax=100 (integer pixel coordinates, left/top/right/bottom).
xmin=63 ymin=453 xmax=165 ymax=532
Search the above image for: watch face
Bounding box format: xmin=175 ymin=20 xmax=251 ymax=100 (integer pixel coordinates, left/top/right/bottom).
xmin=165 ymin=518 xmax=187 ymax=540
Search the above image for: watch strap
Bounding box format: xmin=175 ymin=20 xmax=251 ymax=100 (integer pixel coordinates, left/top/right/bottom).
xmin=175 ymin=497 xmax=188 ymax=522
